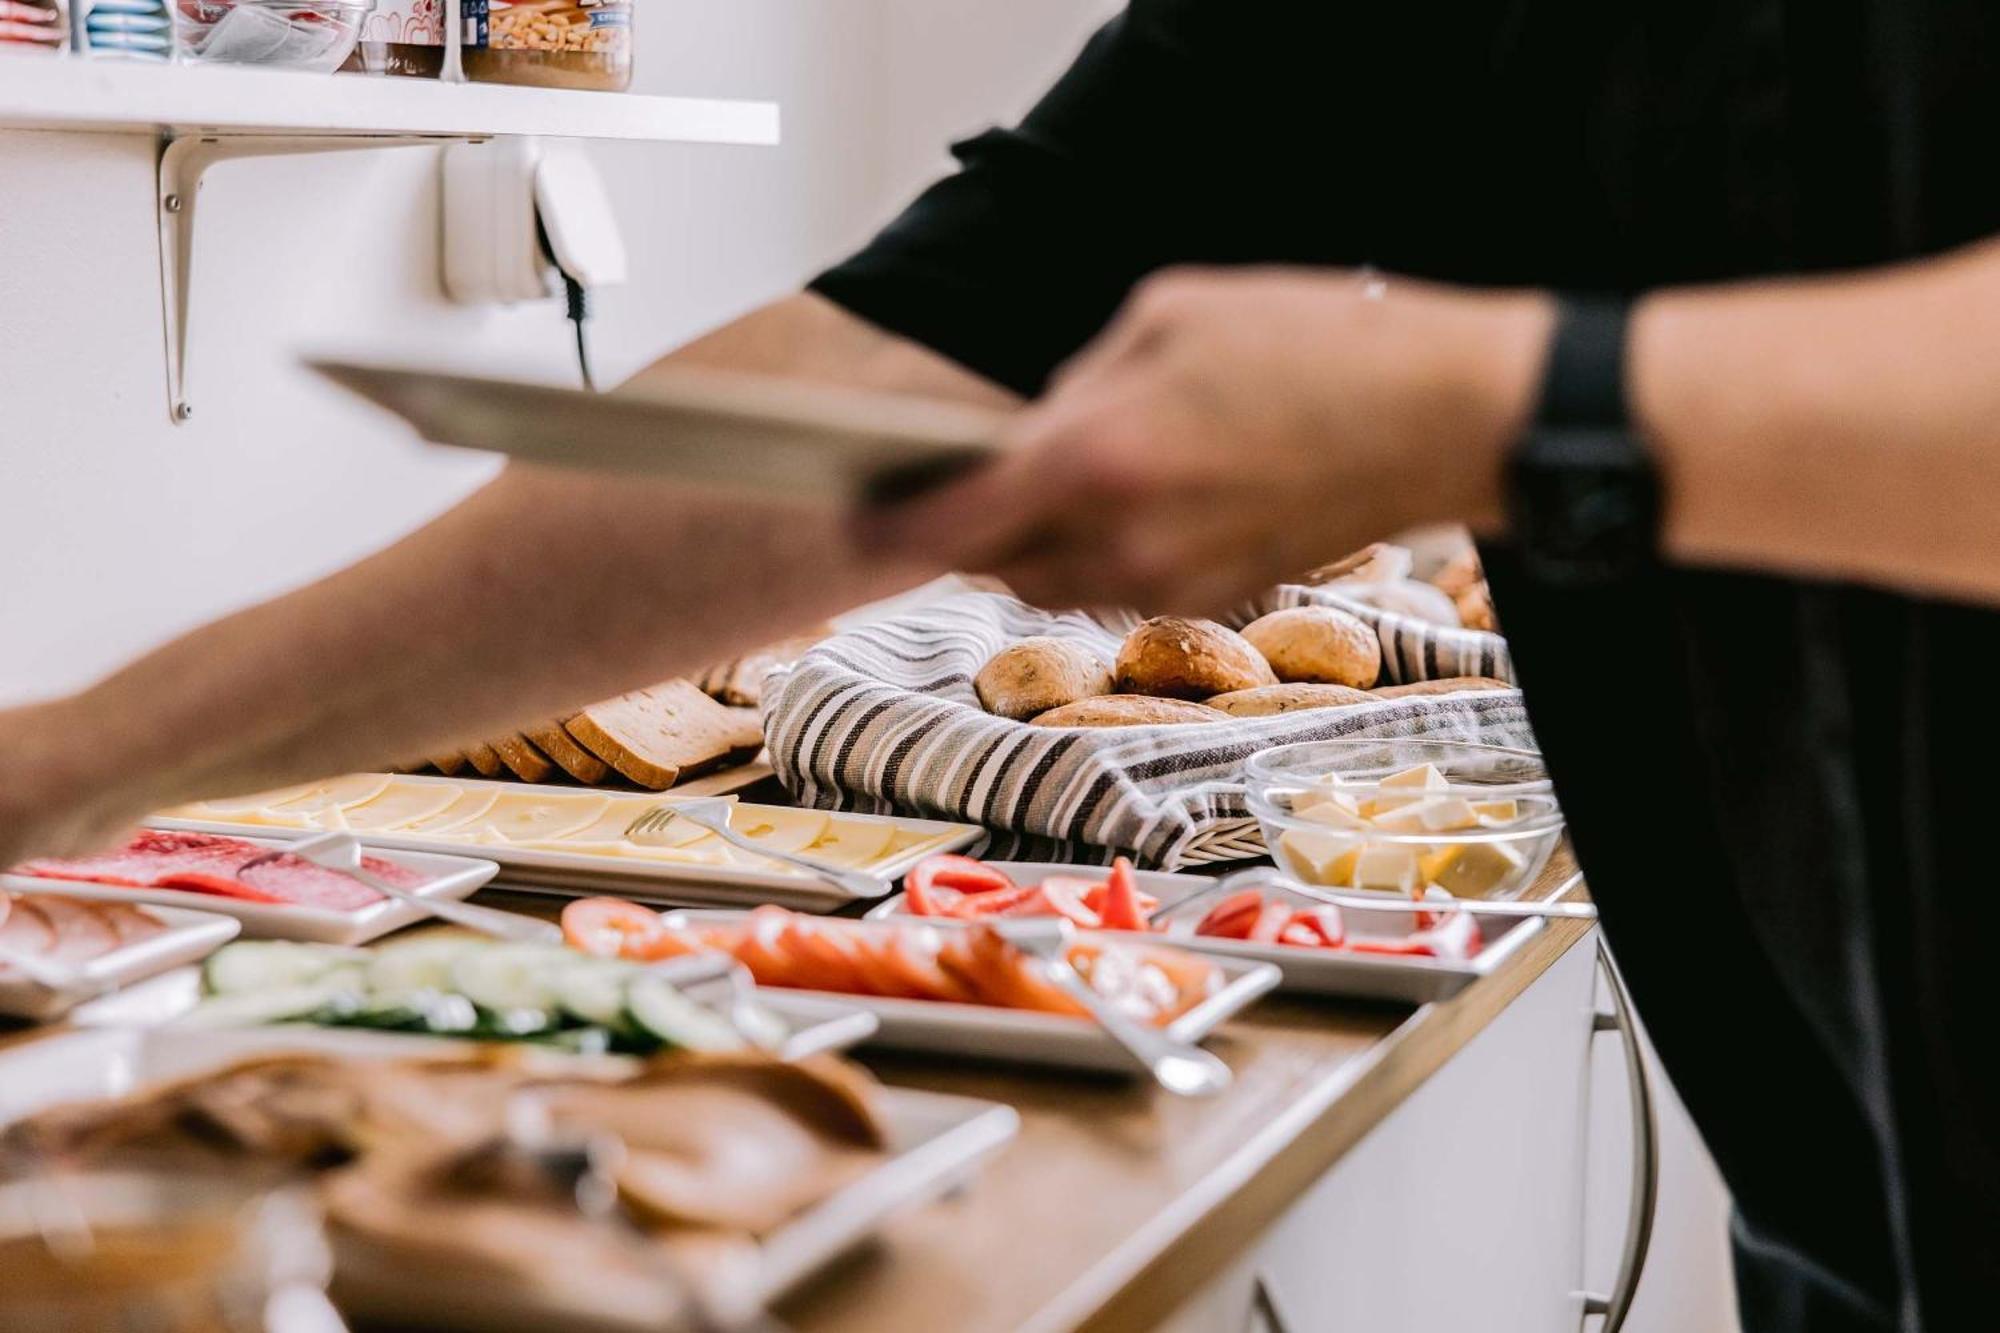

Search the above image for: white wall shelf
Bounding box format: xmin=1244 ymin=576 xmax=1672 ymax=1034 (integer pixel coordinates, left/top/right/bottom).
xmin=0 ymin=53 xmax=781 ymax=145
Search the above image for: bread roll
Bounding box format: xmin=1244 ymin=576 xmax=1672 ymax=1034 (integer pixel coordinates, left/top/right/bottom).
xmin=976 ymin=637 xmax=1113 ymax=720
xmin=1302 ymin=542 xmax=1414 ymax=586
xmin=1371 ymin=676 xmax=1514 ymax=699
xmin=1239 ymin=607 xmax=1380 ymax=688
xmin=1207 ymin=683 xmax=1377 ymax=717
xmin=1031 ymin=696 xmax=1229 ymax=728
xmin=1331 ymin=578 xmax=1462 ymax=627
xmin=1454 ymin=582 xmax=1498 ymax=632
xmin=1113 ymin=617 xmax=1276 ymax=700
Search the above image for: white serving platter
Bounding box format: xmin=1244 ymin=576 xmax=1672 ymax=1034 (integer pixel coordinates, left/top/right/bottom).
xmin=0 ymin=902 xmax=240 ymax=1023
xmin=666 ymin=909 xmax=1280 ymax=1076
xmin=0 ymin=1026 xmax=1019 ymax=1332
xmin=154 ymin=805 xmax=981 ymax=912
xmin=2 ymin=837 xmax=500 ymax=946
xmin=75 ymin=959 xmax=883 ymax=1066
xmin=871 ymin=861 xmax=1553 ymax=1006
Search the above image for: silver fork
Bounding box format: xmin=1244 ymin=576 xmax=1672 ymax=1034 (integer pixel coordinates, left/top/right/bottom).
xmin=623 ymin=801 xmax=887 ymax=900
xmin=238 ymin=832 xmax=561 ymax=944
xmin=990 ymin=916 xmax=1233 ymax=1097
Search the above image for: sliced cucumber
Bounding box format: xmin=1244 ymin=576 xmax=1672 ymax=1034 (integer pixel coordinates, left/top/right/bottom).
xmin=624 ymin=974 xmax=745 ymax=1053
xmin=554 ymin=956 xmax=640 ymax=1029
xmin=202 ymin=942 xmax=362 ymax=996
xmin=178 ymin=981 xmax=356 ymax=1029
xmin=448 ymin=943 xmax=572 ymax=1014
xmin=366 ymin=934 xmax=484 ymax=997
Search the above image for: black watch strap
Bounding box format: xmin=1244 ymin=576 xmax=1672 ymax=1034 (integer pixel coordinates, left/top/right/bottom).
xmin=1504 ymin=296 xmax=1660 ymax=587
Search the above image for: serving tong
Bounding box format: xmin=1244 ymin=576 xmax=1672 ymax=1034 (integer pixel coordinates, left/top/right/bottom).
xmin=624 ymin=800 xmax=888 ymax=900
xmin=990 ymin=916 xmax=1233 ymax=1097
xmin=238 ymin=832 xmax=561 ymax=943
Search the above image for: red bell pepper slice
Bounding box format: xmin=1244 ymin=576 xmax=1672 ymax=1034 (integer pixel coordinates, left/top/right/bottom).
xmin=908 ymin=854 xmax=1015 ymax=897
xmin=1193 ymin=889 xmax=1264 ymax=940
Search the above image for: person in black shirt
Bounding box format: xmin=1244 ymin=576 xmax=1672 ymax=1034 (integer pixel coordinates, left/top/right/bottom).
xmin=2 ymin=6 xmax=1996 ymax=1330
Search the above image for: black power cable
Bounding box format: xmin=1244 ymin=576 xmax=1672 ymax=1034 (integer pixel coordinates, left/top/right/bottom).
xmin=564 ymin=272 xmax=595 ymax=393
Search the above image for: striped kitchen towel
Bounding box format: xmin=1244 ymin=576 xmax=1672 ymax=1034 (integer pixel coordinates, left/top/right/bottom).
xmin=763 ymin=589 xmax=1533 ymax=869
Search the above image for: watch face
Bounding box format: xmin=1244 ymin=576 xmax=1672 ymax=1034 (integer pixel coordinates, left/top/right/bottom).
xmin=1506 ymin=427 xmax=1661 ymax=586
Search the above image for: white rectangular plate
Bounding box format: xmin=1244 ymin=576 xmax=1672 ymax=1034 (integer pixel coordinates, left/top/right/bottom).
xmin=2 ymin=837 xmax=500 ymax=946
xmin=870 ymin=861 xmax=1551 ymax=1006
xmin=0 ymin=1026 xmax=1019 ymax=1330
xmin=153 ymin=804 xmax=981 ymax=912
xmin=313 ymin=360 xmax=1007 ymax=504
xmin=667 ymin=909 xmax=1280 ymax=1075
xmin=0 ymin=903 xmax=240 ymax=1023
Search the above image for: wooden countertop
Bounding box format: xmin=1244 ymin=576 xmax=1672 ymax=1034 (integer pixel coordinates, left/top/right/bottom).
xmin=779 ymin=851 xmax=1592 ymax=1333
xmin=2 ymin=850 xmax=1589 ymax=1333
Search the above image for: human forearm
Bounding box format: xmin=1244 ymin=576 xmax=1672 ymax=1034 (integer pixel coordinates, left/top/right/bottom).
xmin=4 ymin=294 xmax=1010 ymax=854
xmin=1629 ymin=240 xmax=2000 ymax=603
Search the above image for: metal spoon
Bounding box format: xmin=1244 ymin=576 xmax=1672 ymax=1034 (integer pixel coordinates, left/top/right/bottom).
xmin=990 ymin=917 xmax=1233 ymax=1097
xmin=238 ymin=832 xmax=560 ymax=944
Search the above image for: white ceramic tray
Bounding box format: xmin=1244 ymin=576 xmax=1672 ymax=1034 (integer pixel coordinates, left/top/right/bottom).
xmin=0 ymin=1026 xmax=1019 ymax=1332
xmin=1 ymin=836 xmax=500 ymax=946
xmin=666 ymin=909 xmax=1280 ymax=1076
xmin=871 ymin=861 xmax=1554 ymax=1006
xmin=154 ymin=804 xmax=982 ymax=913
xmin=76 ymin=959 xmax=884 ymax=1066
xmin=0 ymin=902 xmax=240 ymax=1023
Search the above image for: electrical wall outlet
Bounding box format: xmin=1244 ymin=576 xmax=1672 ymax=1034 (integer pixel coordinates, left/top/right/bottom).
xmin=440 ymin=138 xmax=628 ymax=306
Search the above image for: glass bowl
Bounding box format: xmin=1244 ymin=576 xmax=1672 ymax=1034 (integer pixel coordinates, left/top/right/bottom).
xmin=174 ymin=0 xmax=367 ymax=72
xmin=1245 ymin=738 xmax=1565 ymax=901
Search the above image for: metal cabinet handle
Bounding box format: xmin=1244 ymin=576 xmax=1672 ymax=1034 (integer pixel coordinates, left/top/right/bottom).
xmin=1579 ymin=938 xmax=1659 ymax=1333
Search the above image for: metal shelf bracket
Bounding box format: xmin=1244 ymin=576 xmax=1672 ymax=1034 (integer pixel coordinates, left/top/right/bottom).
xmin=156 ymin=131 xmax=481 ymax=425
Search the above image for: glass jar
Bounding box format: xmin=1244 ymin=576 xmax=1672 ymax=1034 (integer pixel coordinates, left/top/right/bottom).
xmin=341 ymin=0 xmax=466 ymax=77
xmin=463 ymin=0 xmax=631 ymax=91
xmin=0 ymin=0 xmax=68 ymax=55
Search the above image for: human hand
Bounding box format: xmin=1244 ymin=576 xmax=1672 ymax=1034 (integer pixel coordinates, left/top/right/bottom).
xmin=861 ymin=266 xmax=1553 ymax=613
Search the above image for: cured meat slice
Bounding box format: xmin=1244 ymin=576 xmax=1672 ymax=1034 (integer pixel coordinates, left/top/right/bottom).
xmin=16 ymin=830 xmax=422 ymax=913
xmin=0 ymin=897 xmax=55 ymax=964
xmin=31 ymin=896 xmax=119 ymax=964
xmin=90 ymin=901 xmax=169 ymax=947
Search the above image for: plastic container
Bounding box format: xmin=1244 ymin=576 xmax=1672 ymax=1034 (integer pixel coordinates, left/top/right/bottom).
xmin=1245 ymin=738 xmax=1565 ymax=901
xmin=174 ymin=0 xmax=365 ymax=71
xmin=77 ymin=0 xmax=171 ymax=60
xmin=464 ymin=0 xmax=630 ymax=90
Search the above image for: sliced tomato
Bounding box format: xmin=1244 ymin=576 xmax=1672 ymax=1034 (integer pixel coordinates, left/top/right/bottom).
xmin=945 ymin=882 xmax=1047 ymax=919
xmin=1283 ymin=906 xmax=1345 ymax=949
xmin=907 ymin=854 xmax=1015 ymax=902
xmin=902 ymin=876 xmax=966 ymax=917
xmin=1021 ymin=878 xmax=1103 ymax=928
xmin=561 ymin=896 xmax=669 ymax=960
xmin=1192 ymin=889 xmax=1264 ymax=940
xmin=726 ymin=906 xmax=807 ymax=987
xmin=1095 ymin=858 xmax=1149 ymax=931
xmin=1247 ymin=900 xmax=1295 ymax=944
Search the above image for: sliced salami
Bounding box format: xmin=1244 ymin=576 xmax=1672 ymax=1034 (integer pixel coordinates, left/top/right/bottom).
xmin=0 ymin=898 xmax=56 ymax=964
xmin=31 ymin=895 xmax=121 ymax=964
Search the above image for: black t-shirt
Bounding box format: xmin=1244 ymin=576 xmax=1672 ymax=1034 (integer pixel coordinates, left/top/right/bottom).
xmin=813 ymin=4 xmax=2000 ymax=1330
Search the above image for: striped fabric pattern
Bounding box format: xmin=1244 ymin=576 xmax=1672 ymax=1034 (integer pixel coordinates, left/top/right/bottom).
xmin=764 ymin=590 xmax=1533 ymax=869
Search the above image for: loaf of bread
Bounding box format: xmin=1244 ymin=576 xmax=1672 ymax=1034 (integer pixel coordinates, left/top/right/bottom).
xmin=1372 ymin=676 xmax=1513 ymax=699
xmin=426 ymin=750 xmax=468 ymax=777
xmin=564 ymin=680 xmax=757 ymax=790
xmin=1240 ymin=606 xmax=1380 ymax=688
xmin=1031 ymin=696 xmax=1230 ymax=728
xmin=1206 ymin=683 xmax=1377 ymax=717
xmin=1113 ymin=617 xmax=1276 ymax=700
xmin=461 ymin=741 xmax=506 ymax=779
xmin=975 ymin=637 xmax=1113 ymax=720
xmin=697 ymin=626 xmax=833 ymax=708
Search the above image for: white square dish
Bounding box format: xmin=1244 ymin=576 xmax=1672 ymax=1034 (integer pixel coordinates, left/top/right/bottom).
xmin=0 ymin=902 xmax=241 ymax=1022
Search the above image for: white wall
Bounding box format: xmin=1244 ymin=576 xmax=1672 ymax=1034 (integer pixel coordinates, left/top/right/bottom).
xmin=0 ymin=0 xmax=1108 ymax=705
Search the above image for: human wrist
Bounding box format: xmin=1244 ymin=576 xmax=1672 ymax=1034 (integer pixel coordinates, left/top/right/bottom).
xmin=1447 ymin=289 xmax=1557 ymax=537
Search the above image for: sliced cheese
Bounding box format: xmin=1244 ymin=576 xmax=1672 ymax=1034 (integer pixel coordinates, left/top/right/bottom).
xmin=1353 ymin=842 xmax=1422 ymax=895
xmin=462 ymin=792 xmax=613 ymax=844
xmin=341 ymin=781 xmax=465 ymax=832
xmin=727 ymin=807 xmax=831 ymax=854
xmin=198 ymin=782 xmax=321 ymax=816
xmin=804 ymin=817 xmax=899 ymax=868
xmin=551 ymin=798 xmax=685 ymax=847
xmin=263 ymin=773 xmax=396 ymax=818
xmin=400 ymin=789 xmax=499 ymax=835
xmin=1279 ymin=829 xmax=1362 ymax=887
xmin=1420 ymin=841 xmax=1525 ymax=897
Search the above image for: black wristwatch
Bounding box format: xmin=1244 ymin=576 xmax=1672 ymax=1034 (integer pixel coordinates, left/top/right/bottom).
xmin=1503 ymin=296 xmax=1661 ymax=586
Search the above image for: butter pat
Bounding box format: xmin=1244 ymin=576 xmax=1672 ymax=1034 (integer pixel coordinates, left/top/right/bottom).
xmin=1381 ymin=764 xmax=1448 ymax=793
xmin=1294 ymin=795 xmax=1368 ymax=830
xmin=1472 ymin=799 xmax=1521 ymax=826
xmin=1420 ymin=841 xmax=1525 ymax=897
xmin=1353 ymin=842 xmax=1422 ymax=895
xmin=1279 ymin=829 xmax=1362 ymax=886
